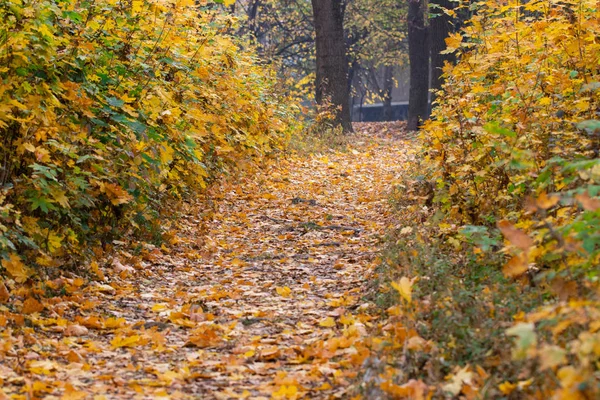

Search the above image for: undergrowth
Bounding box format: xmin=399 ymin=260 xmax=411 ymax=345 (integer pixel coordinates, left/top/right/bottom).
xmin=375 ymin=1 xmax=600 ymax=398
xmin=0 ymin=0 xmax=298 ymax=282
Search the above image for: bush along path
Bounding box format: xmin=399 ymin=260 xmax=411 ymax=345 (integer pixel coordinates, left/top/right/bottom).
xmin=0 ymin=125 xmax=413 ymax=399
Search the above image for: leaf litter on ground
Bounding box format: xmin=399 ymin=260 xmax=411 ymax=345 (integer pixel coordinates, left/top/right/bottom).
xmin=0 ymin=123 xmax=414 ymax=399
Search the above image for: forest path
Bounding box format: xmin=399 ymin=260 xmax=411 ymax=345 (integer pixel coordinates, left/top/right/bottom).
xmin=1 ymin=124 xmax=412 ymax=399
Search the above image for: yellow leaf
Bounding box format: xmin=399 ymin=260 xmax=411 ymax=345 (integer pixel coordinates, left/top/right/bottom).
xmin=151 ymin=303 xmax=169 ymax=312
xmin=319 ymin=317 xmax=336 ymax=328
xmin=442 ymin=366 xmax=473 ymax=396
xmin=272 ymin=384 xmax=297 ymax=399
xmin=275 ymin=286 xmax=292 ymax=298
xmin=538 ymin=97 xmax=551 ymax=106
xmin=223 ymin=0 xmax=236 ymax=6
xmin=231 ymin=258 xmax=246 ymax=267
xmin=498 ymin=381 xmax=517 ymax=395
xmin=0 ymin=281 xmax=9 ymax=303
xmin=132 ymin=0 xmax=143 ymax=14
xmin=538 ymin=344 xmax=566 ymax=370
xmin=111 ymin=334 xmax=141 ymax=349
xmin=1 ymin=253 xmax=31 ymax=283
xmin=391 ymin=277 xmax=413 ymax=304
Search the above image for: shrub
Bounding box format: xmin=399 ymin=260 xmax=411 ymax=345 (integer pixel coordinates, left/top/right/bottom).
xmin=380 ymin=1 xmax=600 ymax=398
xmin=0 ymin=0 xmax=297 ymax=278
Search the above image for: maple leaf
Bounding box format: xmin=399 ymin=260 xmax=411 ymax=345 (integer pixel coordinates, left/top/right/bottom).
xmin=497 ymin=220 xmax=534 ymax=251
xmin=111 ymin=334 xmax=141 ymax=349
xmin=187 ymin=325 xmax=222 ymax=348
xmin=22 ymin=297 xmax=44 ymax=314
xmin=1 ymin=254 xmax=31 ymax=283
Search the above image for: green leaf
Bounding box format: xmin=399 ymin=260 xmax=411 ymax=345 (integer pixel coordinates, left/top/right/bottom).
xmin=105 ymin=97 xmax=125 ymax=108
xmin=28 ymin=195 xmax=55 ymax=213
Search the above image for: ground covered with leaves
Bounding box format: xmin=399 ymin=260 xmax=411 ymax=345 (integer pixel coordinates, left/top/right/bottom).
xmin=0 ymin=124 xmax=413 ymax=399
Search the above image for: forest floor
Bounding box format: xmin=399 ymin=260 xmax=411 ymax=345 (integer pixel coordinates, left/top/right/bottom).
xmin=1 ymin=123 xmax=414 ymax=399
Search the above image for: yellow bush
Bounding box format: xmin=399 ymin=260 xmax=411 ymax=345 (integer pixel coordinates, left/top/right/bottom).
xmin=419 ymin=0 xmax=600 ymax=397
xmin=0 ymin=0 xmax=297 ymax=275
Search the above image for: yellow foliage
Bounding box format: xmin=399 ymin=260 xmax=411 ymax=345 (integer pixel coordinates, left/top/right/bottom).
xmin=0 ymin=0 xmax=298 ymax=273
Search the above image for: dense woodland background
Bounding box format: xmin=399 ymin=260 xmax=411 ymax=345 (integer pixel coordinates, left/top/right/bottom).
xmin=1 ymin=0 xmax=599 ymax=398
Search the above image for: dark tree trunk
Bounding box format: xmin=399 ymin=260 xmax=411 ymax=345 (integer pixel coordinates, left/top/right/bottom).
xmin=430 ymin=0 xmax=456 ymax=99
xmin=311 ymin=0 xmax=353 ymax=133
xmin=407 ymin=0 xmax=429 ymax=131
xmin=382 ymin=65 xmax=394 ymax=121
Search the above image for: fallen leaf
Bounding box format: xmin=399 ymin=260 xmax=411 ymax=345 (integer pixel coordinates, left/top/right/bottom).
xmin=95 ymin=283 xmax=116 ymax=294
xmin=319 ymin=317 xmax=336 ymax=328
xmin=442 ymin=366 xmax=473 ymax=396
xmin=0 ymin=281 xmax=9 ymax=303
xmin=575 ymin=192 xmax=600 ymax=211
xmin=65 ymin=324 xmax=89 ymax=337
xmin=66 ymin=350 xmax=85 ymax=363
xmin=497 ymin=220 xmax=534 ymax=250
xmin=22 ymin=297 xmax=44 ymax=314
xmin=111 ymin=334 xmax=141 ymax=349
xmin=538 ymin=344 xmax=566 ymax=370
xmin=275 ymin=286 xmax=292 ymax=298
xmin=186 ymin=325 xmax=222 ymax=348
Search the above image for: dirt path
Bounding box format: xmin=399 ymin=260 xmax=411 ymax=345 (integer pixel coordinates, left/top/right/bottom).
xmin=1 ymin=127 xmax=411 ymax=399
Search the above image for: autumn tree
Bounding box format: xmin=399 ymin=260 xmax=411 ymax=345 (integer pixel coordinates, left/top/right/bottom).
xmin=407 ymin=0 xmax=429 ymax=131
xmin=311 ymin=0 xmax=353 ymax=132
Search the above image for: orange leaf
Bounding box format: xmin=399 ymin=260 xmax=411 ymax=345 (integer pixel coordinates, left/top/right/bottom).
xmin=535 ymin=192 xmax=560 ymax=210
xmin=22 ymin=297 xmax=45 ymax=314
xmin=502 ymin=254 xmax=529 ymax=278
xmin=0 ymin=281 xmax=9 ymax=303
xmin=497 ymin=220 xmax=533 ymax=251
xmin=186 ymin=325 xmax=222 ymax=348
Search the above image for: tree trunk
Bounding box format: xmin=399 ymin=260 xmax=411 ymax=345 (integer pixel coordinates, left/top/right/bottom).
xmin=382 ymin=65 xmax=394 ymax=121
xmin=311 ymin=0 xmax=353 ymax=133
xmin=430 ymin=0 xmax=456 ymax=100
xmin=407 ymin=0 xmax=429 ymax=131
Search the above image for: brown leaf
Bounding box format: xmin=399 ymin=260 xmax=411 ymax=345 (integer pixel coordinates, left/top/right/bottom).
xmin=575 ymin=192 xmax=600 ymax=211
xmin=0 ymin=281 xmax=9 ymax=303
xmin=65 ymin=324 xmax=89 ymax=337
xmin=497 ymin=220 xmax=534 ymax=250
